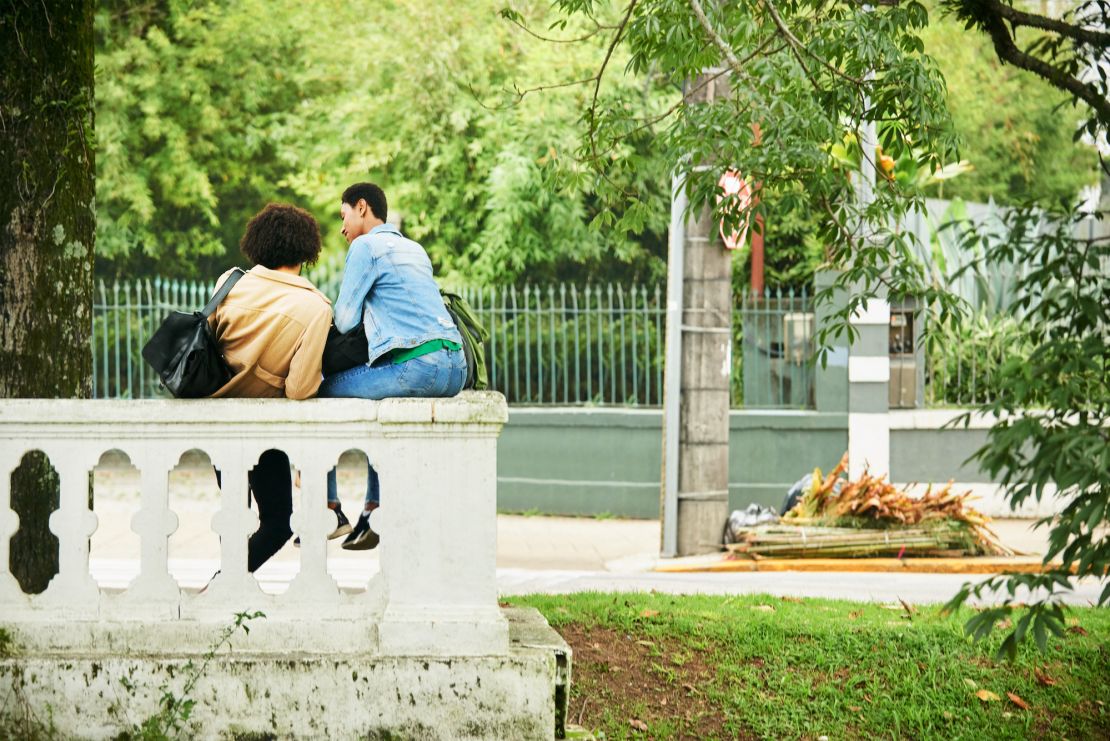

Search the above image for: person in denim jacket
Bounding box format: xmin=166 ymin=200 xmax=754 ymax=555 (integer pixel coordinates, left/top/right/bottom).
xmin=318 ymin=182 xmax=466 ymax=549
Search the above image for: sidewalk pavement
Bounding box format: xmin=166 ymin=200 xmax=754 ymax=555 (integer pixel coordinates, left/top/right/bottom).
xmin=88 ymin=505 xmax=1102 ymax=605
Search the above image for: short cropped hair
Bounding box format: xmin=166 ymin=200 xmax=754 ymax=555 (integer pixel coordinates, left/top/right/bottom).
xmin=341 ymin=182 xmax=388 ymax=222
xmin=239 ymin=203 xmax=322 ymax=269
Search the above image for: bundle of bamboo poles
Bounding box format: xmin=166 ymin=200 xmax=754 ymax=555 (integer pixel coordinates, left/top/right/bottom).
xmin=724 ymin=522 xmax=999 ymax=558
xmin=727 ymin=454 xmax=1011 ymax=558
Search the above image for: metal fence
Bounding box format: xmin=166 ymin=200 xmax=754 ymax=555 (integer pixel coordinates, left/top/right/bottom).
xmin=923 ymin=307 xmax=1033 ymax=408
xmin=91 ymin=278 xmax=817 ymax=408
xmin=92 ymin=278 xmax=212 ymax=400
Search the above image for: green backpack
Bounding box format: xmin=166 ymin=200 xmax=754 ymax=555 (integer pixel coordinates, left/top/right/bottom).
xmin=441 ymin=290 xmax=489 ymax=390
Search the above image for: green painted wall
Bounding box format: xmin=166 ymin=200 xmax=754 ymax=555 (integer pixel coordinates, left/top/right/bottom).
xmin=498 ymin=408 xmax=1005 ymax=518
xmin=727 ymin=412 xmax=847 ymax=512
xmin=890 ymin=428 xmax=993 ymax=483
xmin=497 ymin=408 xmax=848 ymax=518
xmin=496 ymin=408 xmax=663 ymax=517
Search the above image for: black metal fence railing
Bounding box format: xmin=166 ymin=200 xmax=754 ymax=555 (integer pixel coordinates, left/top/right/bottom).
xmin=92 ymin=279 xmax=818 ymax=408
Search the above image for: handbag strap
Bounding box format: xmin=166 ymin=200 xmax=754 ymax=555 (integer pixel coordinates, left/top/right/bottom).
xmin=200 ymin=268 xmax=247 ymax=318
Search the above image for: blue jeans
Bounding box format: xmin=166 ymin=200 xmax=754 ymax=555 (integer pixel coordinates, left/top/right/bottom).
xmin=326 ymin=465 xmax=379 ymax=508
xmin=320 ymin=348 xmax=467 ymax=507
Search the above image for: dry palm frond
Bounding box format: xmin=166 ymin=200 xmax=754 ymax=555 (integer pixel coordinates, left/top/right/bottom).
xmin=780 ymin=453 xmax=1010 ymax=556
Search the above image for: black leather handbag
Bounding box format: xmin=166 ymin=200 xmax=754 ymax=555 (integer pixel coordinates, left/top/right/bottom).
xmin=141 ymin=268 xmax=246 ymax=398
xmin=321 ymin=324 xmax=369 ymax=377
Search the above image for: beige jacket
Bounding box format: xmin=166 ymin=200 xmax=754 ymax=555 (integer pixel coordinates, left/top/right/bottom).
xmin=207 ymin=266 xmax=332 ymax=400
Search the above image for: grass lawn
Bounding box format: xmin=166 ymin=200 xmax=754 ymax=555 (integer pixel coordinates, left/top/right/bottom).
xmin=509 ymin=592 xmax=1109 ymax=740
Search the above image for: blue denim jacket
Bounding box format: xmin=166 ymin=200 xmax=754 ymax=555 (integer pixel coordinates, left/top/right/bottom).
xmin=333 ymin=224 xmax=462 ymax=365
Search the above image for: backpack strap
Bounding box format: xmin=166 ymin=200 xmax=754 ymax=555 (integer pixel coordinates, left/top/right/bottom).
xmin=200 ymin=268 xmax=247 ymax=318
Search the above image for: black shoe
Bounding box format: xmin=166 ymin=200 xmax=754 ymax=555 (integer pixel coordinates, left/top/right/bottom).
xmin=294 ymin=504 xmax=354 ymax=546
xmin=341 ymin=510 xmax=380 ymax=551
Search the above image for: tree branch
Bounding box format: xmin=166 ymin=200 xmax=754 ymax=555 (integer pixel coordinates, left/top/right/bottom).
xmin=980 ymin=9 xmax=1110 ymax=126
xmin=763 ymin=0 xmax=865 ymax=85
xmin=467 ymin=76 xmax=599 ymax=111
xmin=588 ymin=38 xmax=785 ymax=159
xmin=502 ymin=14 xmax=615 ymax=44
xmin=688 ymin=0 xmax=745 ymax=73
xmin=986 ymin=0 xmax=1110 ymax=47
xmin=585 ymin=0 xmax=639 ymax=169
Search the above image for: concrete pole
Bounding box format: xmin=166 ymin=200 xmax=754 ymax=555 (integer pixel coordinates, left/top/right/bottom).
xmin=846 ymin=70 xmax=892 ymax=480
xmin=661 ymin=71 xmax=733 ymax=557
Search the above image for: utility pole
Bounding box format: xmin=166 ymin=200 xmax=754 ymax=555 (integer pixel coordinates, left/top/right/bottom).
xmin=662 ymin=71 xmax=733 ymax=557
xmin=846 ymin=52 xmax=892 ymax=481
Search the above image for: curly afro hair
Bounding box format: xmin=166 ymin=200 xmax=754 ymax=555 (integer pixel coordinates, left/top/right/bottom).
xmin=239 ymin=203 xmax=322 ymax=269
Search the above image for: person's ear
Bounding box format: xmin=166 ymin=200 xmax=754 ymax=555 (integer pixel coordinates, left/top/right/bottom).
xmin=358 ymin=199 xmax=369 ymax=217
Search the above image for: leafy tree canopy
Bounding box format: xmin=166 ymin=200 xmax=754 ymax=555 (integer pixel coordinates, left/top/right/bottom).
xmin=95 ymin=0 xmax=670 ymax=283
xmin=95 ymin=0 xmax=1099 ymax=284
xmin=919 ymin=4 xmax=1099 ymax=205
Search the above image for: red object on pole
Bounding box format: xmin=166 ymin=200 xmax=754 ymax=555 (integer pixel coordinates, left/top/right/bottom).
xmin=751 ymin=205 xmax=764 ymax=295
xmin=749 ymin=124 xmax=765 ymax=295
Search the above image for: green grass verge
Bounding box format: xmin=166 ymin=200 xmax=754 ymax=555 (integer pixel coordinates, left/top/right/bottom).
xmin=510 ymin=592 xmax=1109 ymax=740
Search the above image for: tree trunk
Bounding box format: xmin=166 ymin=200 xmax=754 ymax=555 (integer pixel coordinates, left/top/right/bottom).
xmin=0 ymin=0 xmax=95 ymax=593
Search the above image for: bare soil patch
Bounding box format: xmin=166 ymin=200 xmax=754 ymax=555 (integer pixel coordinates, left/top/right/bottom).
xmin=560 ymin=622 xmax=757 ymax=740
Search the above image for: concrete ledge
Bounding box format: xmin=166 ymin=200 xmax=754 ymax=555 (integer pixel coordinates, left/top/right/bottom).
xmin=0 ymin=391 xmax=508 ymax=430
xmin=506 ymin=407 xmax=849 ymax=431
xmin=889 ymin=408 xmax=997 ymax=430
xmin=0 ymin=607 xmax=568 ymax=741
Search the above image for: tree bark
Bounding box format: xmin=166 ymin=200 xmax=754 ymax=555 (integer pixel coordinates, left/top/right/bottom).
xmin=0 ymin=0 xmax=95 ymax=592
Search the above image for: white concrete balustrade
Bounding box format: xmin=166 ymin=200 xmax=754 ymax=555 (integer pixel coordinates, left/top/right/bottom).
xmin=0 ymin=392 xmax=510 ymax=657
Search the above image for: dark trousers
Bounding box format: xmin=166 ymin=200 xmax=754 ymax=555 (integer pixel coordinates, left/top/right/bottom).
xmin=216 ymin=449 xmax=293 ymax=572
xmin=246 ymin=449 xmax=294 ymax=572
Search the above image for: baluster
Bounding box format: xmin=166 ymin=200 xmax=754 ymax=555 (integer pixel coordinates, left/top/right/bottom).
xmin=560 ymin=284 xmax=568 ymax=404
xmin=36 ymin=447 xmax=100 ymax=617
xmin=585 ymin=285 xmax=593 ymax=401
xmin=523 ymin=285 xmax=532 ymax=402
xmin=187 ymin=450 xmax=264 ymax=616
xmin=509 ymin=285 xmax=519 ymax=404
xmin=534 ymin=285 xmax=543 ymax=404
xmin=630 ymin=285 xmax=639 ymax=405
xmin=548 ymin=285 xmax=557 ymax=404
xmin=113 ymin=281 xmax=121 ymax=399
xmin=572 ymin=285 xmax=581 ymax=403
xmin=653 ymin=285 xmax=662 ymax=405
xmin=124 ymin=281 xmax=134 ymax=398
xmin=618 ymin=284 xmax=627 ymax=405
xmin=138 ymin=280 xmax=152 ymax=398
xmin=488 ymin=286 xmax=498 ymax=392
xmin=599 ymin=284 xmax=609 ymax=403
xmin=284 ymin=452 xmax=342 ymax=610
xmin=802 ymin=285 xmax=812 ymax=407
xmin=91 ymin=282 xmax=101 ymax=398
xmin=784 ymin=286 xmax=794 ymax=406
xmin=107 ymin=444 xmax=180 ymax=618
